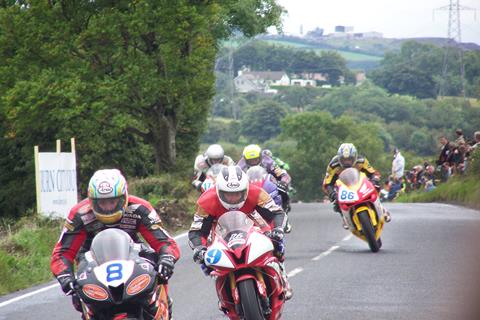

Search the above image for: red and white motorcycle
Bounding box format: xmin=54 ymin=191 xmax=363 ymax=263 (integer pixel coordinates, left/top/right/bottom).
xmin=204 ymin=210 xmax=286 ymax=320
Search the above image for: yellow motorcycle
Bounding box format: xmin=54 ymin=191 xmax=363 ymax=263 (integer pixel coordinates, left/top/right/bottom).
xmin=335 ymin=168 xmax=386 ymax=252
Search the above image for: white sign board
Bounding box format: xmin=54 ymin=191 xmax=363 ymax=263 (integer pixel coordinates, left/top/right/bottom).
xmin=35 ymin=152 xmax=78 ymax=218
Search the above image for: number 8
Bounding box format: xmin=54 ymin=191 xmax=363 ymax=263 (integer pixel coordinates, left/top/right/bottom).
xmin=106 ymin=263 xmax=123 ymax=282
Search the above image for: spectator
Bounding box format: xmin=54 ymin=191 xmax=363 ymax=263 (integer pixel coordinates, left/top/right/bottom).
xmin=437 ymin=136 xmax=451 ymax=182
xmin=423 ymin=165 xmax=437 ymax=192
xmin=455 ymin=128 xmax=466 ymax=145
xmin=412 ymin=165 xmax=425 ymax=190
xmin=436 ymin=136 xmax=451 ymax=166
xmin=471 ymin=131 xmax=480 ymax=151
xmin=388 ymin=147 xmax=404 ymax=200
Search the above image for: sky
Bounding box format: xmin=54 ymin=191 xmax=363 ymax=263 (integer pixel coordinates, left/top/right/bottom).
xmin=272 ymin=0 xmax=480 ymax=44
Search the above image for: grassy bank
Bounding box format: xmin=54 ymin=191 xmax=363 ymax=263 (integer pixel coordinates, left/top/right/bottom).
xmin=396 ymin=175 xmax=480 ymax=209
xmin=0 ymin=173 xmax=197 ymax=296
xmin=0 ymin=217 xmax=62 ymax=295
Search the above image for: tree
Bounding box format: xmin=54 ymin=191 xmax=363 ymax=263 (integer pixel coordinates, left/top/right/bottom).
xmin=0 ymin=1 xmax=283 ymax=173
xmin=0 ymin=1 xmax=283 ymax=217
xmin=240 ymin=100 xmax=288 ymax=143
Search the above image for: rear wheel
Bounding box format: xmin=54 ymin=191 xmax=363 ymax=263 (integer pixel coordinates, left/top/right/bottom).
xmin=358 ymin=211 xmax=380 ymax=252
xmin=238 ymin=279 xmax=265 ymax=320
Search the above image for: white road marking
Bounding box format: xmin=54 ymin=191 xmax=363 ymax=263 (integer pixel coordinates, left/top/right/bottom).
xmin=311 ymin=245 xmax=340 ymax=261
xmin=287 ymin=267 xmax=304 ymax=278
xmin=0 ymin=231 xmax=189 ymax=308
xmin=342 ymin=234 xmax=353 ymax=241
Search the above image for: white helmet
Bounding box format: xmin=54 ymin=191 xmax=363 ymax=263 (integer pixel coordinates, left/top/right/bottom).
xmin=205 ymin=144 xmax=225 ymax=166
xmin=216 ymin=165 xmax=249 ymax=210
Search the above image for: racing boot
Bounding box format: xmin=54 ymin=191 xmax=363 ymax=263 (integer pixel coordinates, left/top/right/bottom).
xmin=382 ymin=207 xmax=392 ymax=223
xmin=168 ymin=295 xmax=173 ymax=319
xmin=340 ymin=214 xmax=349 ymax=230
xmin=279 ymin=262 xmax=293 ymax=301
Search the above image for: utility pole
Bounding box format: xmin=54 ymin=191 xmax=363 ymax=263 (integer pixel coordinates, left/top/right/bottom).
xmin=434 ymin=0 xmax=476 ymax=98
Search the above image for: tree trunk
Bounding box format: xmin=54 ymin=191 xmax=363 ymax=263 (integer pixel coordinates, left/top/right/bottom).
xmin=152 ymin=114 xmax=176 ymax=173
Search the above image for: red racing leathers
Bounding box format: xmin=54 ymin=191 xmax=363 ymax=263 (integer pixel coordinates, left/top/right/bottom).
xmin=188 ymin=183 xmax=286 ymax=249
xmin=51 ymin=195 xmax=180 ymax=285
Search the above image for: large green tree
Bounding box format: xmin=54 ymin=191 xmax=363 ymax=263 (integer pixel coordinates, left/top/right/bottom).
xmin=0 ymin=0 xmax=283 ymax=217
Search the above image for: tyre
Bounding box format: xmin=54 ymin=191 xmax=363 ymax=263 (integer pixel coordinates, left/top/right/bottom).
xmin=358 ymin=211 xmax=380 ymax=252
xmin=238 ymin=279 xmax=265 ymax=320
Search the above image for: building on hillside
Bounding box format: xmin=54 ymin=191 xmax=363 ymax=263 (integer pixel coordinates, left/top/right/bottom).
xmin=234 ymin=67 xmax=290 ymax=93
xmin=300 ymin=72 xmax=328 ymax=82
xmin=335 ymin=25 xmax=354 ymax=33
xmin=355 ymin=71 xmax=367 ymax=85
xmin=290 ymin=79 xmax=317 ymax=87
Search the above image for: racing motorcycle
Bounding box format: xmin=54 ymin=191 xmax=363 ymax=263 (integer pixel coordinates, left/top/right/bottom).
xmin=204 ymin=210 xmax=286 ymax=320
xmin=246 ymin=166 xmax=292 ymax=233
xmin=75 ymin=229 xmax=170 ymax=319
xmin=200 ymin=163 xmax=224 ymax=193
xmin=335 ymin=168 xmax=386 ymax=252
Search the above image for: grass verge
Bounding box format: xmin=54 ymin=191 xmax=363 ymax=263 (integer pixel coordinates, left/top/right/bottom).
xmin=0 ymin=173 xmax=197 ymax=296
xmin=396 ymin=175 xmax=480 ymax=210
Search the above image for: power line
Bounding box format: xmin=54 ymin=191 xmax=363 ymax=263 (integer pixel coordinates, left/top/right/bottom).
xmin=434 ymin=0 xmax=477 ymax=98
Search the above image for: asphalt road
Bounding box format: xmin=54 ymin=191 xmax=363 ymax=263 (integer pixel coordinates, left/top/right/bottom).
xmin=1 ymin=202 xmax=480 ymax=320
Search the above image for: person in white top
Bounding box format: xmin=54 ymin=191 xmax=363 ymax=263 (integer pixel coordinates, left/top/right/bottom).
xmin=389 ymin=147 xmax=405 ymax=200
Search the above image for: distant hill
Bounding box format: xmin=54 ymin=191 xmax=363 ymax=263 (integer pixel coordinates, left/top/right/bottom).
xmin=257 ymin=34 xmax=480 ymax=70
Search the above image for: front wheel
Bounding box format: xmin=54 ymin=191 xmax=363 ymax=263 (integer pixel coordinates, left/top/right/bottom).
xmin=238 ymin=279 xmax=265 ymax=320
xmin=358 ymin=211 xmax=380 ymax=253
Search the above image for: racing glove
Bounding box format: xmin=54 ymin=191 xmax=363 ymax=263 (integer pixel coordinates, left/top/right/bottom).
xmin=277 ymin=181 xmax=289 ymax=194
xmin=371 ymin=177 xmax=381 ymax=191
xmin=267 ymin=228 xmax=285 ymax=260
xmin=192 ymin=246 xmax=207 ymax=264
xmin=268 ymin=227 xmax=285 ymax=242
xmin=328 ymin=190 xmax=338 ymax=203
xmin=157 ymin=254 xmax=175 ymax=281
xmin=57 ymin=274 xmax=76 ymax=296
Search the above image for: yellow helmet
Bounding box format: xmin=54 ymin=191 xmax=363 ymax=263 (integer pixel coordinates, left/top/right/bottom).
xmin=243 ymin=144 xmax=262 ymax=166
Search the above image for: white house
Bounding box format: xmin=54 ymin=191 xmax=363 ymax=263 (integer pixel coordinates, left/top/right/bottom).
xmin=234 ymin=68 xmax=290 ymax=93
xmin=290 ymin=79 xmax=317 ymax=87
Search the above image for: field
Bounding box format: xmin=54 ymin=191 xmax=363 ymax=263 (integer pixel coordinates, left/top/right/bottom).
xmin=263 ymin=39 xmax=383 ymax=62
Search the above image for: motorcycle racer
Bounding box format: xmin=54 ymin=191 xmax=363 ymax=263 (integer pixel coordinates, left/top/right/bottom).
xmin=188 ymin=165 xmax=293 ymax=300
xmin=192 ymin=144 xmax=235 ymax=191
xmin=238 ymin=145 xmax=292 ymax=214
xmin=322 ymin=143 xmax=392 ymax=229
xmin=50 ymin=169 xmax=180 ymax=318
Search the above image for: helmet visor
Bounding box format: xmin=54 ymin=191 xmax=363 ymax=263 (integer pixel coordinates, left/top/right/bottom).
xmin=340 ymin=156 xmax=355 ymax=168
xmin=92 ymin=196 xmax=126 ymax=216
xmin=219 ymin=190 xmax=247 ymax=206
xmin=246 ymin=157 xmax=261 ymax=166
xmin=209 ymin=157 xmax=223 ymax=165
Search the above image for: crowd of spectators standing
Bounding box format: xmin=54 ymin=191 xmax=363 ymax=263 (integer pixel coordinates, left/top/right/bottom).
xmin=382 ymin=129 xmax=480 ymax=201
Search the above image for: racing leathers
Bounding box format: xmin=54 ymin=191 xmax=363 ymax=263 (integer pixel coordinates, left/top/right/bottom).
xmin=188 ymin=183 xmax=292 ymax=299
xmin=188 ymin=183 xmax=286 ymax=249
xmin=50 ymin=195 xmax=180 ymax=317
xmin=237 ymin=154 xmax=291 ymax=212
xmin=192 ymin=154 xmax=235 ymax=191
xmin=322 ymin=155 xmax=390 ymax=226
xmin=322 ymin=155 xmax=378 ymax=201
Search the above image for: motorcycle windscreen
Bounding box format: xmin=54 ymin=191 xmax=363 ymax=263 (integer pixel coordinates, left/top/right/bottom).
xmin=246 ymin=165 xmax=267 ymax=183
xmin=215 ymin=211 xmax=253 ymax=246
xmin=90 ymin=229 xmax=133 ymax=265
xmin=338 ymin=167 xmax=360 ymax=187
xmin=206 ymin=163 xmax=224 ymax=179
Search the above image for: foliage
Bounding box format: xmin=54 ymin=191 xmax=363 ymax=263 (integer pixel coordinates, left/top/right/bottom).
xmin=201 ymin=117 xmax=241 ymax=144
xmin=0 ymin=216 xmax=61 ymax=295
xmin=0 ymin=0 xmax=283 ymax=218
xmin=278 ymin=111 xmax=388 ymax=200
xmin=227 ymin=41 xmax=354 ymax=86
xmin=396 ymin=175 xmax=480 ymax=209
xmin=369 ymin=40 xmax=480 ymax=99
xmin=240 ymin=100 xmax=289 ymax=143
